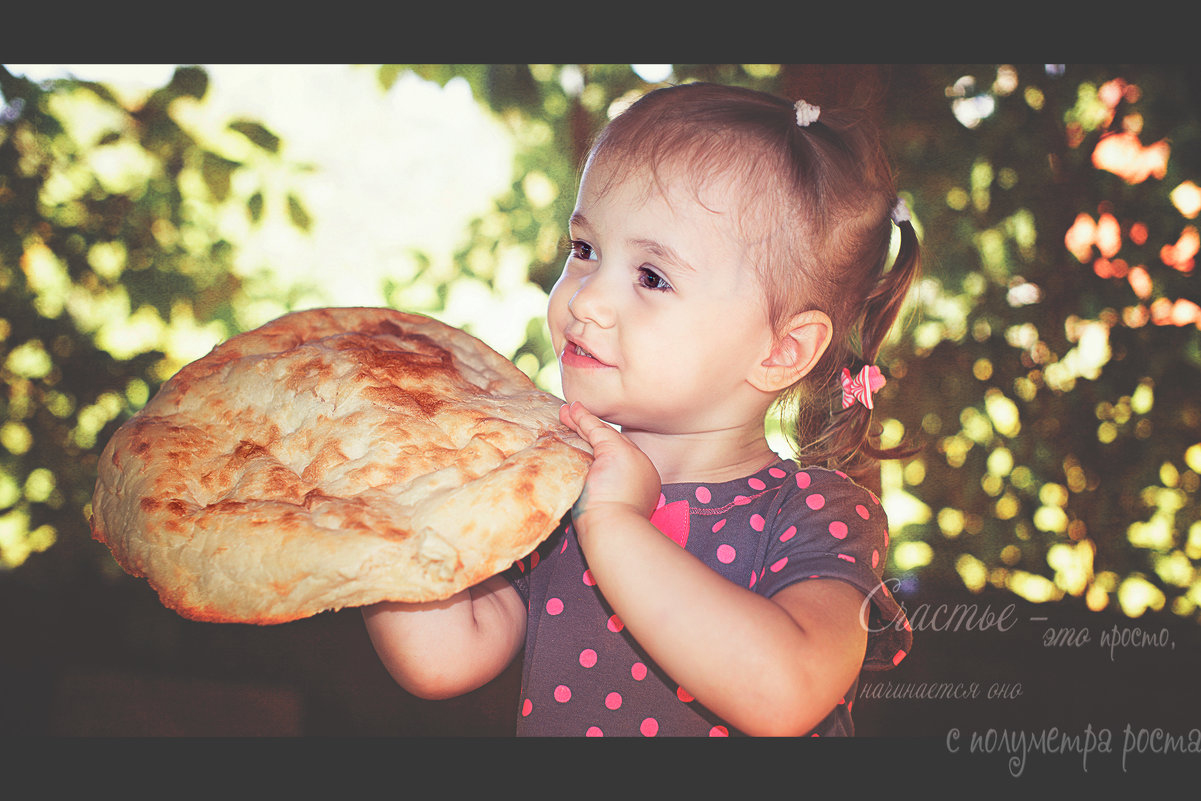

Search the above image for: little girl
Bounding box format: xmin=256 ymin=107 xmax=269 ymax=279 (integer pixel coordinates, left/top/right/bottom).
xmin=363 ymin=82 xmax=918 ymax=737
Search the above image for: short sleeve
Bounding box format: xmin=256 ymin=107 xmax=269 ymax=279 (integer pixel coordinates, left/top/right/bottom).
xmin=755 ymin=467 xmax=912 ymax=671
xmin=502 ymin=560 xmax=529 ymax=605
xmin=503 ymin=516 xmax=570 ymax=608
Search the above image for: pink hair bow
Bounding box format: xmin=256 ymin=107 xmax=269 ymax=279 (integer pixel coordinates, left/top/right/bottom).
xmin=841 ymin=365 xmax=886 ymax=410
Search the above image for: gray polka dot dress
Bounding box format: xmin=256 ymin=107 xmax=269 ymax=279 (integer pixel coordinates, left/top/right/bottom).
xmin=508 ymin=459 xmax=912 ymax=736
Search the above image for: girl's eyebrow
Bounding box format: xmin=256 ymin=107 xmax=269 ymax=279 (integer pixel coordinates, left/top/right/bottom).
xmin=570 ymin=212 xmax=694 ymax=273
xmin=632 ymin=237 xmax=695 ymax=274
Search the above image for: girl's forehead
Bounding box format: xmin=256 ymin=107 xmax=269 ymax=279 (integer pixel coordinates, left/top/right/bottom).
xmin=577 ymin=152 xmax=787 ymax=253
xmin=578 ymin=155 xmax=745 ymax=219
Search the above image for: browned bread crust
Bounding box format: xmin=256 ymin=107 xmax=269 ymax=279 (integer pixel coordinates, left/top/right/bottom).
xmin=90 ymin=307 xmax=590 ymax=624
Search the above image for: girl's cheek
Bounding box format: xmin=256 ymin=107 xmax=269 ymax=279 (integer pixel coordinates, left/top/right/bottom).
xmin=546 ymin=291 xmax=565 ymax=329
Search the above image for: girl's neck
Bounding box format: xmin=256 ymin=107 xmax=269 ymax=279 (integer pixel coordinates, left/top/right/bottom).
xmin=624 ymin=423 xmax=781 ymax=486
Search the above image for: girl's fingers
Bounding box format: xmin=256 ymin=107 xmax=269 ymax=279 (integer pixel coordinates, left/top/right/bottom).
xmin=560 ymin=402 xmax=614 ymax=446
xmin=558 ymin=401 xmax=577 ymax=432
xmin=559 ymin=402 xmax=660 ymax=525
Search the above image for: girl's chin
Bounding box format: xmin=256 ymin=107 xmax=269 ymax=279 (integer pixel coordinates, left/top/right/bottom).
xmin=558 ymin=392 xmax=615 ymax=425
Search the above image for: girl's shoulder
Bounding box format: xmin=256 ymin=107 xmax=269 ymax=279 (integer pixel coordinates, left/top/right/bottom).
xmin=661 ymin=458 xmax=884 ymax=519
xmin=751 ymin=459 xmax=884 ymax=506
xmin=785 ymin=461 xmax=883 ymax=501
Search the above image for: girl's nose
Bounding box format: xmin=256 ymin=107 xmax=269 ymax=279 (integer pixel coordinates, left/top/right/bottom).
xmin=568 ymin=275 xmax=615 ymax=329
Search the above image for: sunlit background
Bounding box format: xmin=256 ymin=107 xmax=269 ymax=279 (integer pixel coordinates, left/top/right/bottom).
xmin=5 ymin=63 xmax=517 ymax=361
xmin=2 ymin=63 xmax=1200 ymax=628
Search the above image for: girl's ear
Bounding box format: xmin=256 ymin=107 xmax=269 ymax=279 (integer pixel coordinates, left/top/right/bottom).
xmin=749 ymin=311 xmax=832 ymax=393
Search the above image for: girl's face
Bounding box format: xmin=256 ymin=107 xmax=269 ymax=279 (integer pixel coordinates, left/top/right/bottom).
xmin=547 ymin=156 xmax=778 ymax=435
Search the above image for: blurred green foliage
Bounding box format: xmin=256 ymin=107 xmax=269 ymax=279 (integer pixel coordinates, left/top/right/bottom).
xmin=2 ymin=64 xmax=1199 ymax=623
xmin=0 ymin=64 xmax=307 ymax=583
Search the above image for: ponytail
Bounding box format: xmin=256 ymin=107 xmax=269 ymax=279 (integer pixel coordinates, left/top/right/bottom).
xmin=861 ymin=214 xmax=920 ymax=367
xmin=786 ymin=211 xmax=922 ymax=477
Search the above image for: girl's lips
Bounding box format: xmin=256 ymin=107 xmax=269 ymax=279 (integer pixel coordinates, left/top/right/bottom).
xmin=561 ymin=341 xmax=611 ymax=368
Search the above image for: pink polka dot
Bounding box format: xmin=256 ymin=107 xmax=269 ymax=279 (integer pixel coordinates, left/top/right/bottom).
xmin=560 ymin=537 xmax=568 ymax=553
xmin=856 ymin=504 xmax=870 ymax=520
xmin=734 ymin=495 xmax=750 ymax=505
xmin=770 ymin=557 xmax=788 ymax=573
xmin=748 ymin=477 xmax=766 ymax=491
xmin=607 ymin=614 xmax=623 ymax=633
xmin=709 ymin=726 xmax=729 ymax=737
xmin=835 ymin=470 xmax=848 ymax=479
xmin=872 ymin=550 xmax=880 ymax=568
xmin=605 ymin=692 xmax=622 ymax=710
xmin=779 ymin=525 xmax=796 ymax=542
xmin=582 ymin=569 xmax=595 ymax=586
xmin=716 ymin=544 xmax=736 ymax=564
xmin=546 ymin=597 xmax=564 ymax=615
xmin=695 ymin=486 xmax=711 ymax=504
xmin=640 ymin=718 xmax=659 ymax=737
xmin=631 ymin=662 xmax=647 ymax=680
xmin=554 ymin=684 xmax=571 ymax=703
xmin=529 ymin=552 xmax=539 ymax=569
xmin=749 ymin=513 xmax=765 ymax=532
xmin=521 ymin=698 xmax=532 ymax=716
xmin=806 ymin=493 xmax=826 ymax=510
xmin=837 ymin=553 xmax=856 ymax=563
xmin=893 ymin=649 xmax=907 ymax=666
xmin=749 ymin=572 xmax=756 ymax=588
xmin=586 ymin=726 xmax=603 ymax=737
xmin=676 ymin=686 xmax=694 ymax=703
xmin=796 ymin=471 xmax=811 ymax=489
xmin=579 ymin=648 xmax=597 ymax=668
xmin=829 ymin=520 xmax=848 ymax=539
xmin=712 ymin=518 xmax=726 ymax=533
xmin=655 ymin=493 xmax=666 ymax=509
xmin=769 ymin=467 xmax=787 ymax=479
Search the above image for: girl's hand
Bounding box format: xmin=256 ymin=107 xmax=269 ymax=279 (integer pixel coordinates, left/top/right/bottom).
xmin=559 ymin=402 xmax=661 ymax=535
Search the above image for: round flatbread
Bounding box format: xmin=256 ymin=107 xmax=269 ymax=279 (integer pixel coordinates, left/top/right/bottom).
xmin=90 ymin=307 xmax=591 ymax=624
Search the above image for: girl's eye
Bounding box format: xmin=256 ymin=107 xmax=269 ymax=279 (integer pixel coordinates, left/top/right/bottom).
xmin=637 ymin=266 xmax=672 ymax=292
xmin=568 ymin=239 xmax=597 ymax=261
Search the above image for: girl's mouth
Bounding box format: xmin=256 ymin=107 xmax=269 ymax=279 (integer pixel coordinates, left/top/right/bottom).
xmin=562 ymin=341 xmax=609 ymax=368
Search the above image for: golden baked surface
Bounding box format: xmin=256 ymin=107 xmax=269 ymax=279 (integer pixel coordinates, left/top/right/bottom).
xmin=90 ymin=307 xmax=590 ymax=624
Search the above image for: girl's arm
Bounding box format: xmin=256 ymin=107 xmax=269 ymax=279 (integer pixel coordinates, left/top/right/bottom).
xmin=361 ymin=573 xmax=526 ymax=700
xmin=561 ymin=403 xmax=867 ymax=736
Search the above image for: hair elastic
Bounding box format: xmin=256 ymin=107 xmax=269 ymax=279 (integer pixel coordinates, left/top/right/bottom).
xmin=794 ymin=99 xmax=820 ymax=127
xmin=891 ymin=197 xmax=911 ymax=225
xmin=841 ymin=365 xmax=886 ymax=410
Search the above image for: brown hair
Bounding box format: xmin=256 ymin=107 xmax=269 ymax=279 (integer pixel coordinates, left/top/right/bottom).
xmin=582 ymin=82 xmax=922 ymax=474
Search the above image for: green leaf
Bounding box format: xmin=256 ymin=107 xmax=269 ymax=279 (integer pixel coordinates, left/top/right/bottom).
xmin=286 ymin=192 xmax=312 ymax=232
xmin=200 ymin=151 xmax=240 ymax=202
xmin=167 ymin=65 xmax=208 ymax=100
xmin=228 ymin=119 xmax=281 ymax=154
xmin=376 ymin=64 xmax=405 ymax=92
xmin=247 ymin=191 xmax=264 ymax=224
